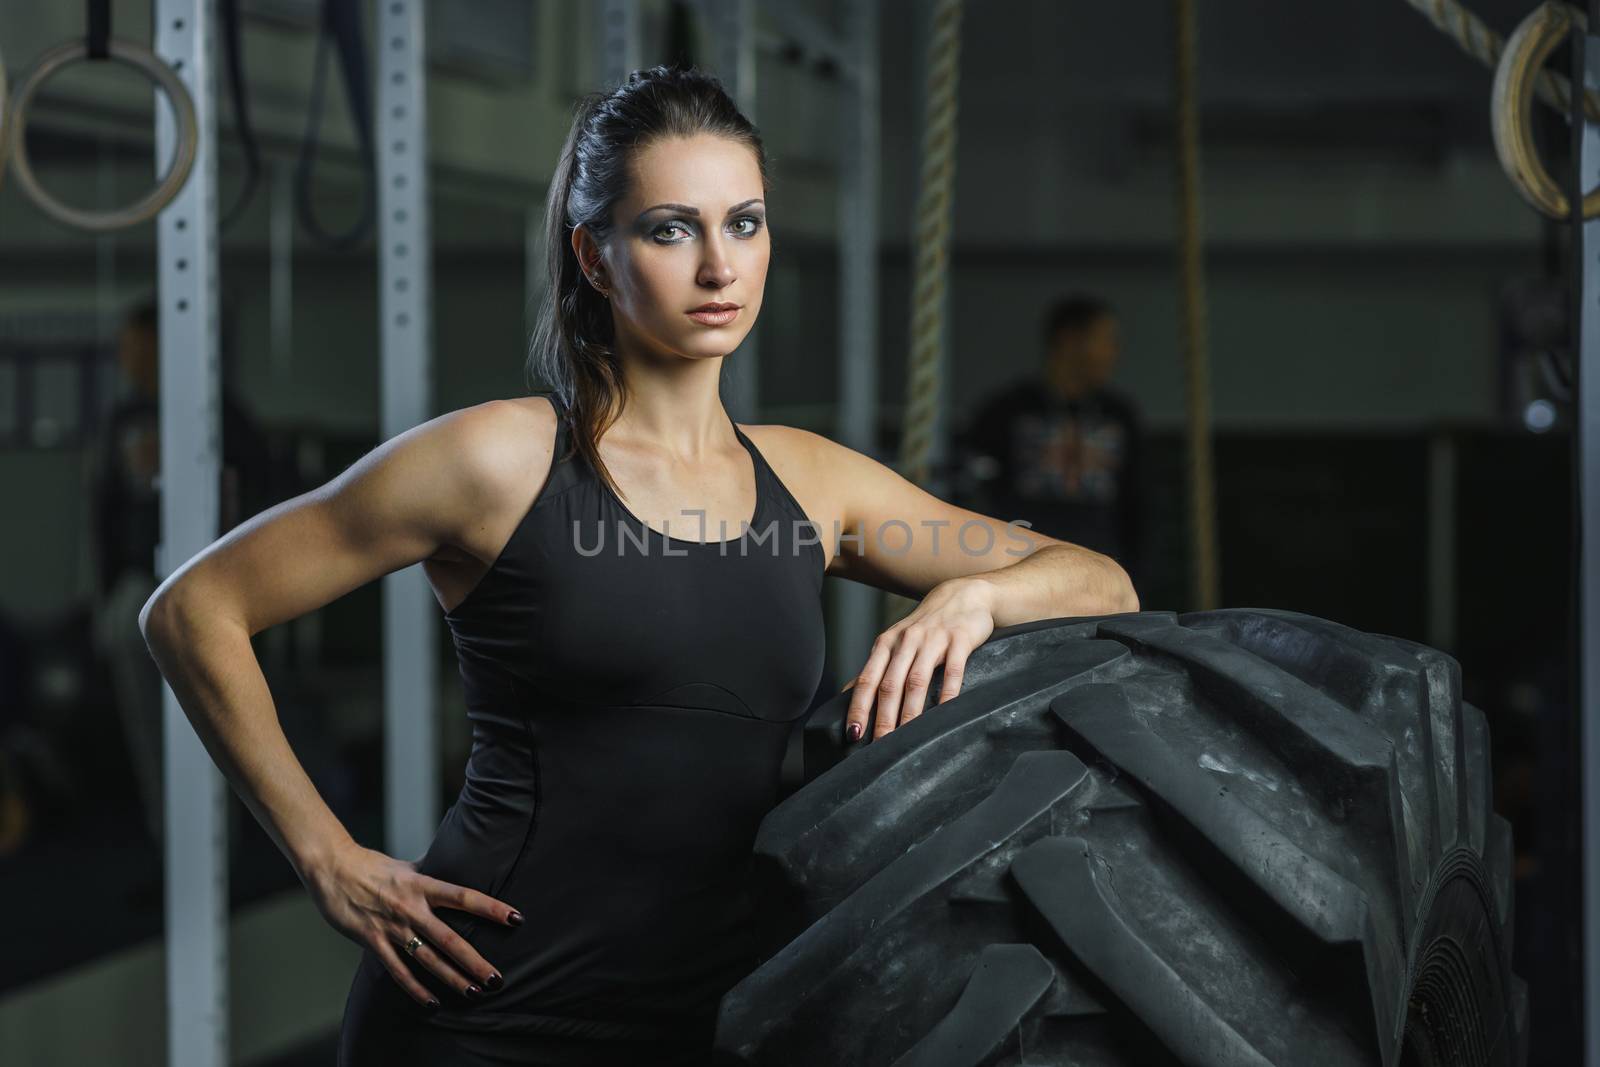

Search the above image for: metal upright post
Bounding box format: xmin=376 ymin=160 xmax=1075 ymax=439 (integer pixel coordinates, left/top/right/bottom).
xmin=706 ymin=0 xmax=761 ymax=424
xmin=1578 ymin=7 xmax=1600 ymax=1063
xmin=1426 ymin=431 xmax=1457 ymax=653
xmin=597 ymin=0 xmax=641 ymax=90
xmin=378 ymin=0 xmax=437 ymax=862
xmin=834 ymin=0 xmax=880 ymax=672
xmin=269 ymin=160 xmax=294 ymax=384
xmin=724 ymin=0 xmax=756 ymax=114
xmin=153 ymin=2 xmax=226 ymax=1064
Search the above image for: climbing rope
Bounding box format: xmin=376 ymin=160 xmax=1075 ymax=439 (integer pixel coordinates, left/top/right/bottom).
xmin=1401 ymin=0 xmax=1600 ymax=122
xmin=884 ymin=0 xmax=964 ymax=629
xmin=1174 ymin=0 xmax=1221 ymax=613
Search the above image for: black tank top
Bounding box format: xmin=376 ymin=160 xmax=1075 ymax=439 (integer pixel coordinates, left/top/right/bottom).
xmin=412 ymin=392 xmax=827 ymax=1042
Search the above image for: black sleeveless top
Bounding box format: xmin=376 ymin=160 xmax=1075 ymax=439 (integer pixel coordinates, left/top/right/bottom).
xmin=411 ymin=392 xmax=827 ymax=1042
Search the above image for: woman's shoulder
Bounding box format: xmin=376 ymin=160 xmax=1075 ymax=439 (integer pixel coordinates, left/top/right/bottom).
xmin=743 ymin=418 xmax=901 ymax=465
xmin=497 ymin=392 xmax=562 ymax=430
xmin=466 ymin=395 xmax=562 ymax=485
xmin=441 ymin=395 xmax=559 ymax=461
xmin=737 ymin=421 xmax=855 ymax=522
xmin=738 ymin=420 xmax=836 ymax=471
xmin=424 ymin=396 xmax=563 ymax=560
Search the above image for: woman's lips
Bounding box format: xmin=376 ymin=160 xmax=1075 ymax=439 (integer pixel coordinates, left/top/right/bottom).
xmin=687 ymin=306 xmax=740 ymax=326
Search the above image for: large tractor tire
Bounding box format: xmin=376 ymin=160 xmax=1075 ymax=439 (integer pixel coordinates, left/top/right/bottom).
xmin=715 ymin=609 xmax=1527 ymax=1067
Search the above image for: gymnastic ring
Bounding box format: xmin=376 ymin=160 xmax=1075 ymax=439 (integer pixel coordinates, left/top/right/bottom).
xmin=6 ymin=37 xmax=198 ymax=232
xmin=1491 ymin=0 xmax=1600 ymax=220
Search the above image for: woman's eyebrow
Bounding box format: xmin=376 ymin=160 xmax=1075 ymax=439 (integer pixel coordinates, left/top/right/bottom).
xmin=635 ymin=198 xmax=765 ymax=222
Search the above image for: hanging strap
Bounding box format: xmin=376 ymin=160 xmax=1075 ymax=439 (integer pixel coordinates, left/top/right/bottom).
xmin=86 ymin=0 xmax=110 ymax=60
xmin=218 ymin=0 xmax=262 ymax=230
xmin=295 ymin=0 xmax=377 ymax=250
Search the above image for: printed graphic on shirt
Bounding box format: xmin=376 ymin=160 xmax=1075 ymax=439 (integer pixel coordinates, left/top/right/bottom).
xmin=1010 ymin=411 xmax=1128 ymax=502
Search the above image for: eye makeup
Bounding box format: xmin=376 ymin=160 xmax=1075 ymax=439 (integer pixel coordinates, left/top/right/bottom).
xmin=633 ymin=198 xmax=765 ymax=233
xmin=647 ymin=213 xmax=766 ymax=244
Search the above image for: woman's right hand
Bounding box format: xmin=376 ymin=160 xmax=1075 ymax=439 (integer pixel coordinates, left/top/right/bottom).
xmin=305 ymin=842 xmax=522 ymax=1008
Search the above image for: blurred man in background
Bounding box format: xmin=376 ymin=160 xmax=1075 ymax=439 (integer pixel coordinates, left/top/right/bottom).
xmin=959 ymin=294 xmax=1145 ymax=589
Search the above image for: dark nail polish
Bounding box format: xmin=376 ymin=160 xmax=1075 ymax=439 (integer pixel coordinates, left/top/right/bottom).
xmin=847 ymin=722 xmax=862 ymax=741
xmin=425 ymin=998 xmax=439 ymax=1011
xmin=507 ymin=910 xmax=524 ymax=926
xmin=484 ymin=972 xmax=503 ymax=991
xmin=465 ymin=984 xmax=483 ymax=998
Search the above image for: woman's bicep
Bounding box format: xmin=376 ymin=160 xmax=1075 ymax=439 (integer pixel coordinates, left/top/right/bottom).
xmin=143 ymin=404 xmax=509 ymax=638
xmin=818 ymin=435 xmax=1058 ymax=596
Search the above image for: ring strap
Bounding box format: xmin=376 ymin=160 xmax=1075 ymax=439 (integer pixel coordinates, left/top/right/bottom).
xmin=294 ymin=0 xmax=377 ymax=250
xmin=86 ymin=0 xmax=110 ymax=61
xmin=219 ymin=0 xmax=263 ymax=231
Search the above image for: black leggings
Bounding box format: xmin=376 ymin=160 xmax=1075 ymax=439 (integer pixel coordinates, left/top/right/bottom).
xmin=337 ymin=951 xmax=715 ymax=1067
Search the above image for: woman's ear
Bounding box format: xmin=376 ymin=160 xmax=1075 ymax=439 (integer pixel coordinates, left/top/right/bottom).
xmin=570 ymin=226 xmax=609 ymax=293
xmin=571 ymin=225 xmax=601 ymax=269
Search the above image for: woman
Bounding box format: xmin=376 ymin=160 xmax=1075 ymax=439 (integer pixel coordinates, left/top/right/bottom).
xmin=140 ymin=66 xmax=1138 ymax=1066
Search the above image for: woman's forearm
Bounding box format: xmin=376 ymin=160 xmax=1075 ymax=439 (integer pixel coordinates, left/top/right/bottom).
xmin=971 ymin=542 xmax=1139 ymax=628
xmin=140 ymin=596 xmax=355 ymax=883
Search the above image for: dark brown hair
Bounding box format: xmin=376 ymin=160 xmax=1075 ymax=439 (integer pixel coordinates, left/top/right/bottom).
xmin=525 ymin=65 xmax=770 ymax=497
xmin=1042 ymin=293 xmax=1115 ymax=348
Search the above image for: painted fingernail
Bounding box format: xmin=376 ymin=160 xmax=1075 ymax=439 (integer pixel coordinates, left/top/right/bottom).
xmin=847 ymin=723 xmax=862 ymax=741
xmin=465 ymin=984 xmax=483 ymax=998
xmin=425 ymin=997 xmax=440 ymax=1011
xmin=484 ymin=972 xmax=503 ymax=991
xmin=507 ymin=910 xmax=524 ymax=926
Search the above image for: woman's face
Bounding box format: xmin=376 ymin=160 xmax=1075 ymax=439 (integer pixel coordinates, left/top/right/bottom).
xmin=576 ymin=132 xmax=768 ymax=365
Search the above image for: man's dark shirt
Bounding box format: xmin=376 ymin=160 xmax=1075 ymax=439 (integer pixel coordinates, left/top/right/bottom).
xmin=960 ymin=376 xmax=1144 ymax=586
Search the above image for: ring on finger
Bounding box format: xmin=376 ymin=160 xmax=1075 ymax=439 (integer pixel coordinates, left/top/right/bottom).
xmin=403 ymin=934 xmax=424 ymax=957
